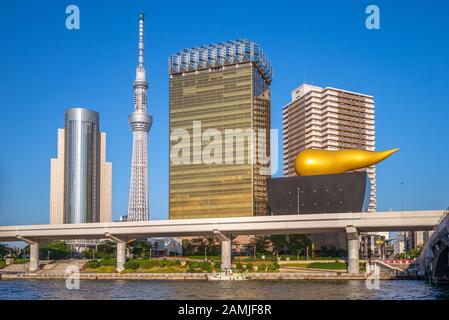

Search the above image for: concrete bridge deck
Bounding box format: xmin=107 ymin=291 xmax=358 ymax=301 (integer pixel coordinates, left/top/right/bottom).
xmin=0 ymin=210 xmax=444 ymax=275
xmin=0 ymin=211 xmax=442 ymax=241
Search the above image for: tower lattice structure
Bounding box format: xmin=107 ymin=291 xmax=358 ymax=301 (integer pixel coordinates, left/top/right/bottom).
xmin=127 ymin=14 xmax=152 ymax=221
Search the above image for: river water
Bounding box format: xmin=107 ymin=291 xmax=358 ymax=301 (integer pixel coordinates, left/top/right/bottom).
xmin=1 ymin=279 xmax=449 ymax=300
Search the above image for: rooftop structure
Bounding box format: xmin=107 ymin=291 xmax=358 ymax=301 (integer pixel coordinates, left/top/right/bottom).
xmin=168 ymin=39 xmax=273 ymax=83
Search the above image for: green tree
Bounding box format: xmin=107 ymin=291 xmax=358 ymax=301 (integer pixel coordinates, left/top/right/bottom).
xmin=0 ymin=244 xmax=12 ymax=259
xmin=39 ymin=241 xmax=70 ymax=260
xmin=319 ymin=245 xmax=346 ymax=258
xmin=269 ymin=234 xmax=311 ymax=256
xmin=396 ymin=245 xmax=424 ymax=259
xmin=129 ymin=240 xmax=151 ymax=258
xmin=183 ymin=237 xmax=208 ymax=256
xmin=249 ymin=235 xmax=270 ymax=256
xmin=204 ymin=237 xmax=220 ymax=256
xmin=182 ymin=239 xmax=192 ymax=256
xmin=83 ymin=241 xmax=116 ymax=259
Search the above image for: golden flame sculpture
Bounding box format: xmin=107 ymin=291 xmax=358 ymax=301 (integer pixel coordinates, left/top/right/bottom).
xmin=294 ymin=148 xmax=399 ymax=176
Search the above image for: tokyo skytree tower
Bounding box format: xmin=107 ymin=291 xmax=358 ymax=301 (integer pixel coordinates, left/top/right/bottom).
xmin=127 ymin=13 xmax=152 ymax=221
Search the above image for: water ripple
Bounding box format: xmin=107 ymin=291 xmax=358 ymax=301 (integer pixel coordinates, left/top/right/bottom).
xmin=0 ymin=279 xmax=448 ymax=300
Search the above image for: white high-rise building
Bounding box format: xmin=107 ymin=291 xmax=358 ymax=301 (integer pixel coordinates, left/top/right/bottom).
xmin=283 ymin=84 xmax=376 ymax=211
xmin=127 ymin=14 xmax=153 ymax=221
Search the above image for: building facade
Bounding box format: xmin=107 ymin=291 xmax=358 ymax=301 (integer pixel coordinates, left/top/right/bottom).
xmin=127 ymin=13 xmax=153 ymax=221
xmin=148 ymin=237 xmax=183 ymax=256
xmin=99 ymin=132 xmax=113 ymax=223
xmin=168 ymin=39 xmax=272 ymax=219
xmin=49 ymin=108 xmax=112 ymax=224
xmin=393 ymin=235 xmax=406 ymax=256
xmin=283 ymin=84 xmax=376 ymax=211
xmin=49 ymin=128 xmax=65 ymax=225
xmin=405 ymin=231 xmax=433 ymax=251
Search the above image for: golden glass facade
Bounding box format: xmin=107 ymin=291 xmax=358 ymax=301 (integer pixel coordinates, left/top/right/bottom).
xmin=169 ymin=62 xmax=271 ymax=219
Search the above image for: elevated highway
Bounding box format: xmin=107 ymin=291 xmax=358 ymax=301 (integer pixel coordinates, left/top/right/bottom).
xmin=0 ymin=210 xmax=443 ymax=274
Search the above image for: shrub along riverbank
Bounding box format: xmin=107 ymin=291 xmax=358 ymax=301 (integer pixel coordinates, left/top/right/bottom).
xmin=83 ymin=258 xmax=222 ymax=273
xmin=236 ymin=262 xmax=280 ymax=272
xmin=124 ymin=259 xmax=186 ymax=273
xmin=82 ymin=258 xmax=280 ymax=273
xmin=84 ymin=258 xmax=117 ymax=273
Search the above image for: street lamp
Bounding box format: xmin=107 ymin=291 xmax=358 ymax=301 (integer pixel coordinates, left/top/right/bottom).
xmin=4 ymin=206 xmax=8 ymax=226
xmin=401 ymin=181 xmax=406 ymax=262
xmin=297 ymin=187 xmax=300 ymax=215
xmin=401 ymin=182 xmax=404 ymax=211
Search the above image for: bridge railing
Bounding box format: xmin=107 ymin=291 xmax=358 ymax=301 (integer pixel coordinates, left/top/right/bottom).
xmin=413 ymin=208 xmax=449 ymax=275
xmin=433 ymin=208 xmax=449 ymax=234
xmin=437 ymin=208 xmax=449 ymax=224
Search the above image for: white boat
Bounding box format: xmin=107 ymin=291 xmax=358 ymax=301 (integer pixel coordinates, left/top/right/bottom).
xmin=207 ymin=270 xmax=247 ymax=281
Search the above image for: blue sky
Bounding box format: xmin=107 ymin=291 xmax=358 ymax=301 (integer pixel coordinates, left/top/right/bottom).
xmin=0 ymin=0 xmax=448 ymax=225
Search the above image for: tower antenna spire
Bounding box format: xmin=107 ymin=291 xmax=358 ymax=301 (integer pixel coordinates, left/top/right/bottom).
xmin=138 ymin=13 xmax=144 ymax=67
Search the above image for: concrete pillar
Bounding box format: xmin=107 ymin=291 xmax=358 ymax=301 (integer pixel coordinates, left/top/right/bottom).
xmin=213 ymin=230 xmax=232 ymax=271
xmin=221 ymin=237 xmax=232 ymax=271
xmin=116 ymin=241 xmax=126 ymax=273
xmin=29 ymin=242 xmax=40 ymax=272
xmin=105 ymin=233 xmax=127 ymax=273
xmin=346 ymin=226 xmax=360 ymax=274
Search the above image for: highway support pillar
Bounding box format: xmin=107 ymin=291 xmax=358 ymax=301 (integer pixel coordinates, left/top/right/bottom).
xmin=105 ymin=233 xmax=127 ymax=273
xmin=214 ymin=230 xmax=232 ymax=271
xmin=345 ymin=226 xmax=360 ymax=274
xmin=17 ymin=236 xmax=39 ymax=272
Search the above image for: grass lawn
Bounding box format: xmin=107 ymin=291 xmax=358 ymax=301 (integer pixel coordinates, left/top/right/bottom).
xmin=186 ymin=255 xmax=220 ymax=261
xmin=234 ymin=257 xmax=277 ymax=263
xmin=282 ymin=262 xmax=366 ymax=272
xmin=123 ymin=266 xmax=187 ymax=273
xmin=13 ymin=258 xmax=29 ymax=264
xmin=84 ymin=266 xmax=116 ymax=273
xmin=282 ymin=262 xmax=345 ymax=269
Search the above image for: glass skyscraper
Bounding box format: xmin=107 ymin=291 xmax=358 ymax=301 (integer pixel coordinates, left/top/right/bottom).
xmin=64 ymin=108 xmax=100 ymax=223
xmin=168 ymin=39 xmax=272 ymax=219
xmin=50 ymin=108 xmax=112 ymax=224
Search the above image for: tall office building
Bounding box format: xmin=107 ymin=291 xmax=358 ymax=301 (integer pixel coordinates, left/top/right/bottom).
xmin=50 ymin=108 xmax=112 ymax=224
xmin=49 ymin=128 xmax=65 ymax=225
xmin=169 ymin=39 xmax=272 ymax=219
xmin=283 ymin=84 xmax=376 ymax=211
xmin=99 ymin=132 xmax=113 ymax=223
xmin=405 ymin=231 xmax=433 ymax=251
xmin=127 ymin=13 xmax=153 ymax=221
